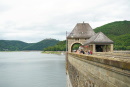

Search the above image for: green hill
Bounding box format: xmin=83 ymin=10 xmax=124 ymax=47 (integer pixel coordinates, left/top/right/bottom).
xmin=94 ymin=20 xmax=130 ymax=36
xmin=43 ymin=40 xmax=66 ymax=51
xmin=23 ymin=39 xmax=59 ymax=50
xmin=94 ymin=20 xmax=130 ymax=50
xmin=0 ymin=40 xmax=29 ymax=51
xmin=0 ymin=39 xmax=59 ymax=51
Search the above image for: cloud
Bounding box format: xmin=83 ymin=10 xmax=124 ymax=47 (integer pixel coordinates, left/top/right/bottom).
xmin=0 ymin=0 xmax=130 ymax=42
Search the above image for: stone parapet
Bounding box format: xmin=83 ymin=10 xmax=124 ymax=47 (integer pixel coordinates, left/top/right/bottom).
xmin=69 ymin=53 xmax=130 ymax=71
xmin=67 ymin=53 xmax=130 ymax=87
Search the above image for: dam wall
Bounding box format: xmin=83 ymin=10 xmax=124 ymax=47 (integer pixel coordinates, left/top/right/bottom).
xmin=66 ymin=53 xmax=130 ymax=87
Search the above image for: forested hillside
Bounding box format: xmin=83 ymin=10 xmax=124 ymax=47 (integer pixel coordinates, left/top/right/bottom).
xmin=0 ymin=39 xmax=59 ymax=51
xmin=0 ymin=40 xmax=30 ymax=51
xmin=94 ymin=20 xmax=130 ymax=50
xmin=23 ymin=39 xmax=59 ymax=50
xmin=43 ymin=40 xmax=66 ymax=51
xmin=94 ymin=21 xmax=130 ymax=36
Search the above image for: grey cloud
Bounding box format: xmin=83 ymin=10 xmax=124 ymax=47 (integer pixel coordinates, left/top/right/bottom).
xmin=52 ymin=32 xmax=66 ymax=36
xmin=0 ymin=4 xmax=10 ymax=13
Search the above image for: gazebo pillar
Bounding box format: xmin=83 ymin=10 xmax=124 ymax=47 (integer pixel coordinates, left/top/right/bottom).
xmin=106 ymin=45 xmax=108 ymax=52
xmin=93 ymin=44 xmax=95 ymax=52
xmin=110 ymin=44 xmax=113 ymax=52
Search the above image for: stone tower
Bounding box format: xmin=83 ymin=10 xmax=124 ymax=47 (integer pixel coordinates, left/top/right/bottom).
xmin=67 ymin=22 xmax=95 ymax=52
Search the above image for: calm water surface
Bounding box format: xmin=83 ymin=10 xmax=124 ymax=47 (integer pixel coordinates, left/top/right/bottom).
xmin=0 ymin=51 xmax=66 ymax=87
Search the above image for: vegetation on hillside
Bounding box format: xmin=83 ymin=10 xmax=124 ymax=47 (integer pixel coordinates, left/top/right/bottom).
xmin=94 ymin=21 xmax=130 ymax=36
xmin=113 ymin=34 xmax=130 ymax=50
xmin=43 ymin=40 xmax=66 ymax=51
xmin=0 ymin=40 xmax=29 ymax=51
xmin=0 ymin=39 xmax=59 ymax=51
xmin=23 ymin=39 xmax=59 ymax=50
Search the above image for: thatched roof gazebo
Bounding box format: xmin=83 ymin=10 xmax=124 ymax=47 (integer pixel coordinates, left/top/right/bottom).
xmin=83 ymin=32 xmax=114 ymax=52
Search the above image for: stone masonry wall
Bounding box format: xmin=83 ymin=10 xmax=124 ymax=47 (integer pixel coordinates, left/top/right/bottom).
xmin=67 ymin=53 xmax=130 ymax=87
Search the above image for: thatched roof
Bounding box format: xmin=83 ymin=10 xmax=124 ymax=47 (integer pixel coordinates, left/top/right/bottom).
xmin=84 ymin=32 xmax=114 ymax=45
xmin=67 ymin=22 xmax=95 ymax=39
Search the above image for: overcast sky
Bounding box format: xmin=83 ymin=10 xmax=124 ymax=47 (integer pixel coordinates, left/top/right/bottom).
xmin=0 ymin=0 xmax=130 ymax=43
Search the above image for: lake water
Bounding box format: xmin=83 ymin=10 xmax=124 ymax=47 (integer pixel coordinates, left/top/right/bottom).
xmin=0 ymin=51 xmax=66 ymax=87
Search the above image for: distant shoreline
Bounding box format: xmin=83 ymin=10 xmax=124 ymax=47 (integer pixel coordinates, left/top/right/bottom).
xmin=0 ymin=51 xmax=42 ymax=52
xmin=42 ymin=51 xmax=66 ymax=54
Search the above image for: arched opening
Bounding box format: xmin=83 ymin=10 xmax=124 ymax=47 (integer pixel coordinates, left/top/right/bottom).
xmin=71 ymin=43 xmax=82 ymax=52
